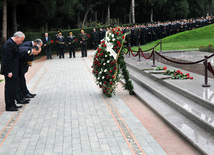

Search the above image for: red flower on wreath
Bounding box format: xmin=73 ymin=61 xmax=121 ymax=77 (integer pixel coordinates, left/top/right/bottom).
xmin=106 ymin=75 xmax=110 ymax=79
xmin=116 ymin=32 xmax=119 ymax=35
xmin=112 ymin=75 xmax=115 ymax=78
xmin=110 ymin=82 xmax=113 ymax=85
xmin=109 ymin=70 xmax=112 ymax=73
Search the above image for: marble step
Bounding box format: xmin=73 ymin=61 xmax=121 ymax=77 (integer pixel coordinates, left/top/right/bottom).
xmin=130 ymin=79 xmax=214 ymax=155
xmin=127 ymin=66 xmax=214 ymax=135
xmin=126 ymin=62 xmax=214 ymax=111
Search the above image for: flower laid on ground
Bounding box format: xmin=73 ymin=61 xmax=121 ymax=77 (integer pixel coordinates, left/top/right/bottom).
xmin=164 ymin=69 xmax=193 ymax=80
xmin=154 ymin=66 xmax=167 ymax=71
xmin=92 ymin=28 xmax=134 ymax=97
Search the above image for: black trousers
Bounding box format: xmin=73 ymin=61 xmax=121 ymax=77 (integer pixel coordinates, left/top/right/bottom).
xmin=4 ymin=76 xmax=18 ymax=108
xmin=69 ymin=45 xmax=75 ymax=58
xmin=81 ymin=44 xmax=87 ymax=57
xmin=59 ymin=47 xmax=64 ymax=58
xmin=45 ymin=45 xmax=52 ymax=59
xmin=19 ymin=72 xmax=29 ymax=96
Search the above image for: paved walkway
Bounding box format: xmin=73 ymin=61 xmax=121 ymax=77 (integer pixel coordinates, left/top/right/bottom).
xmin=0 ymin=51 xmax=169 ymax=155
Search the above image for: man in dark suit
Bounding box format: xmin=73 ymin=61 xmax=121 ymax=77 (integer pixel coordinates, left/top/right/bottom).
xmin=91 ymin=28 xmax=99 ymax=50
xmin=1 ymin=31 xmax=25 ymax=111
xmin=99 ymin=28 xmax=105 ymax=43
xmin=42 ymin=33 xmax=52 ymax=59
xmin=20 ymin=38 xmax=43 ymax=98
xmin=79 ymin=30 xmax=87 ymax=57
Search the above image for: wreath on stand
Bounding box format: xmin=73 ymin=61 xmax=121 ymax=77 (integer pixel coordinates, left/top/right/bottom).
xmin=92 ymin=28 xmax=134 ymax=97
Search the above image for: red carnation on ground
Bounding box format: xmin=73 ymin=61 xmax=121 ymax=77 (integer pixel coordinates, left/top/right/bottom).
xmin=163 ymin=67 xmax=167 ymax=70
xmin=190 ymin=77 xmax=193 ymax=79
xmin=187 ymin=76 xmax=190 ymax=78
xmin=174 ymin=73 xmax=177 ymax=75
xmin=186 ymin=73 xmax=190 ymax=76
xmin=180 ymin=72 xmax=183 ymax=75
xmin=176 ymin=70 xmax=180 ymax=73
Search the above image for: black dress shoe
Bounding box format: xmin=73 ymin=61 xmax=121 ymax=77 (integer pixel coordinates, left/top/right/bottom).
xmin=6 ymin=106 xmax=18 ymax=111
xmin=25 ymin=94 xmax=34 ymax=98
xmin=17 ymin=100 xmax=29 ymax=104
xmin=24 ymin=98 xmax=30 ymax=102
xmin=29 ymin=93 xmax=36 ymax=97
xmin=14 ymin=105 xmax=22 ymax=108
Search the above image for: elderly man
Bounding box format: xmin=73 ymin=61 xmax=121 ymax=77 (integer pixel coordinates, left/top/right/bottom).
xmin=1 ymin=31 xmax=25 ymax=111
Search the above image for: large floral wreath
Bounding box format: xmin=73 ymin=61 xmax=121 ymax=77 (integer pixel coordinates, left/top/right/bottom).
xmin=92 ymin=27 xmax=134 ymax=97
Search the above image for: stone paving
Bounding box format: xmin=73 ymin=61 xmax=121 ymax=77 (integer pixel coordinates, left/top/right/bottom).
xmin=0 ymin=52 xmax=166 ymax=155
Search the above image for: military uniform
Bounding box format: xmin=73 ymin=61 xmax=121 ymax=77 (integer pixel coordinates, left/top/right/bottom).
xmin=57 ymin=35 xmax=65 ymax=59
xmin=67 ymin=34 xmax=76 ymax=58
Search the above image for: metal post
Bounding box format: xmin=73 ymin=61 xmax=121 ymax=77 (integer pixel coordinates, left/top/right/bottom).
xmin=138 ymin=43 xmax=141 ymax=61
xmin=128 ymin=43 xmax=131 ymax=58
xmin=160 ymin=40 xmax=162 ymax=53
xmin=202 ymin=56 xmax=210 ymax=87
xmin=152 ymin=48 xmax=156 ymax=67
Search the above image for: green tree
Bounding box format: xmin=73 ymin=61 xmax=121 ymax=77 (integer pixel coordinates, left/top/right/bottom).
xmin=174 ymin=0 xmax=189 ymax=19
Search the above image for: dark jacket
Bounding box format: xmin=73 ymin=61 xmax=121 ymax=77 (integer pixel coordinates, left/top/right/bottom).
xmin=1 ymin=38 xmax=20 ymax=77
xmin=20 ymin=41 xmax=33 ymax=47
xmin=79 ymin=33 xmax=87 ymax=45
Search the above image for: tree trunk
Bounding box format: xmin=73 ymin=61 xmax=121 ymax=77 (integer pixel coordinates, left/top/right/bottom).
xmin=95 ymin=11 xmax=97 ymax=22
xmin=83 ymin=7 xmax=90 ymax=28
xmin=209 ymin=0 xmax=213 ymax=16
xmin=45 ymin=21 xmax=48 ymax=32
xmin=124 ymin=9 xmax=126 ymax=24
xmin=2 ymin=0 xmax=7 ymax=43
xmin=12 ymin=4 xmax=17 ymax=33
xmin=107 ymin=4 xmax=110 ymax=25
xmin=131 ymin=0 xmax=135 ymax=24
xmin=151 ymin=8 xmax=153 ymax=23
xmin=129 ymin=3 xmax=131 ymax=24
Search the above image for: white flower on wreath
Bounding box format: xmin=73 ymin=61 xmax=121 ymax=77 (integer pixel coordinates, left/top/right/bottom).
xmin=112 ymin=38 xmax=115 ymax=41
xmin=103 ymin=63 xmax=106 ymax=66
xmin=99 ymin=71 xmax=102 ymax=74
xmin=104 ymin=69 xmax=107 ymax=72
xmin=107 ymin=60 xmax=110 ymax=63
xmin=99 ymin=82 xmax=102 ymax=85
xmin=98 ymin=77 xmax=100 ymax=80
xmin=105 ymin=55 xmax=107 ymax=57
xmin=102 ymin=76 xmax=105 ymax=79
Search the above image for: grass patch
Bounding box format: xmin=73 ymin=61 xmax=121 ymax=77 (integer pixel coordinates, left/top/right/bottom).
xmin=132 ymin=24 xmax=214 ymax=52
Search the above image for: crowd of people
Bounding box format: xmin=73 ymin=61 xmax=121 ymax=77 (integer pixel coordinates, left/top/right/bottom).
xmin=1 ymin=31 xmax=43 ymax=111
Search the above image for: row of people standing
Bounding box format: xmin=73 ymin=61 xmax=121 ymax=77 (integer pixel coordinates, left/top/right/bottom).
xmin=123 ymin=16 xmax=214 ymax=46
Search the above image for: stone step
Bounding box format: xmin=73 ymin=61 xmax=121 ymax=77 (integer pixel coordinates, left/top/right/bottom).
xmin=127 ymin=66 xmax=214 ymax=136
xmin=130 ymin=79 xmax=214 ymax=155
xmin=126 ymin=61 xmax=214 ymax=111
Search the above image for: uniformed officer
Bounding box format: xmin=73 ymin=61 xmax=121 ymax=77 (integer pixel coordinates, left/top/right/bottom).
xmin=91 ymin=28 xmax=99 ymax=50
xmin=57 ymin=32 xmax=65 ymax=59
xmin=67 ymin=31 xmax=76 ymax=58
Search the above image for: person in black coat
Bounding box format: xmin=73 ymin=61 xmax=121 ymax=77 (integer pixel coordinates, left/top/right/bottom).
xmin=91 ymin=28 xmax=99 ymax=50
xmin=79 ymin=30 xmax=87 ymax=57
xmin=67 ymin=32 xmax=76 ymax=58
xmin=99 ymin=28 xmax=105 ymax=43
xmin=19 ymin=38 xmax=43 ymax=98
xmin=0 ymin=31 xmax=25 ymax=111
xmin=57 ymin=32 xmax=65 ymax=59
xmin=42 ymin=33 xmax=52 ymax=59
